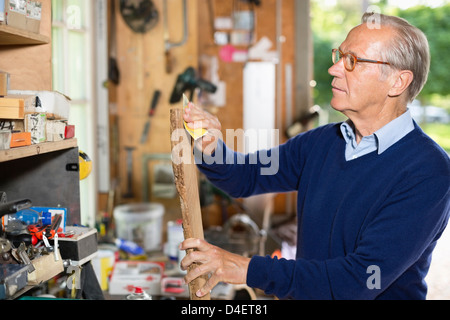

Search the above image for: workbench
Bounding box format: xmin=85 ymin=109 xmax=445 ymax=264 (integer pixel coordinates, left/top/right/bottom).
xmin=0 ymin=140 xmax=102 ymax=300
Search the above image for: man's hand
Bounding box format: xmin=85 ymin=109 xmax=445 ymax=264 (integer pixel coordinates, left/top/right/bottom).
xmin=183 ymin=103 xmax=222 ymax=155
xmin=180 ymin=238 xmax=251 ymax=298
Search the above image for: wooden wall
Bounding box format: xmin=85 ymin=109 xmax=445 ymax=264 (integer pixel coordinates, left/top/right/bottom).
xmin=110 ymin=0 xmax=199 ymax=225
xmin=196 ymin=0 xmax=297 ymax=222
xmin=110 ymin=0 xmax=298 ymax=228
xmin=197 ymin=0 xmax=296 ymax=140
xmin=0 ymin=0 xmax=52 ymax=91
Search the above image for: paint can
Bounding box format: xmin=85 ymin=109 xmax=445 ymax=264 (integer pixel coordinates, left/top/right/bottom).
xmin=126 ymin=286 xmax=152 ymax=300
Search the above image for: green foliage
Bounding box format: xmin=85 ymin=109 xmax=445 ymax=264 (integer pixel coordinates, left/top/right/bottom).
xmin=311 ymin=0 xmax=362 ymax=107
xmin=394 ymin=4 xmax=450 ymax=108
xmin=312 ymin=35 xmax=333 ymax=107
xmin=421 ymin=123 xmax=450 ymax=152
xmin=311 ymin=1 xmax=450 ymax=111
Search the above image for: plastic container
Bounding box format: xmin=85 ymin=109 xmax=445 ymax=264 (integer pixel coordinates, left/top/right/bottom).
xmin=113 ymin=203 xmax=164 ymax=252
xmin=166 ymin=220 xmax=184 ymax=261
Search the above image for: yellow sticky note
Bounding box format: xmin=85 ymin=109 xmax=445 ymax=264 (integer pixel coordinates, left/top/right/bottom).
xmin=183 ymin=94 xmax=207 ymax=140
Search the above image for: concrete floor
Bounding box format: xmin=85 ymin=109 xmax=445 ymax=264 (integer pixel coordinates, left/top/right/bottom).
xmin=426 ymin=223 xmax=450 ymax=300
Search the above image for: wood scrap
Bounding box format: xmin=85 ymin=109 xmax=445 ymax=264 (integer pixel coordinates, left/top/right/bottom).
xmin=170 ymin=108 xmax=210 ymax=300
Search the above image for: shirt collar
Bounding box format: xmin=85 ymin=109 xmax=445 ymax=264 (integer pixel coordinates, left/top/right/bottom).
xmin=340 ymin=109 xmax=414 ymax=155
xmin=374 ymin=109 xmax=415 ymax=154
xmin=340 ymin=121 xmax=357 ymax=148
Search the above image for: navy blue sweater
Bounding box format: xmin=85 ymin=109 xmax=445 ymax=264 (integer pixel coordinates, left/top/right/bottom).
xmin=196 ymin=122 xmax=450 ymax=300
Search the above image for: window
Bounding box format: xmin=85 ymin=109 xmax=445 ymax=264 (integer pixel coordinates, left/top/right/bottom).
xmin=52 ymin=0 xmax=97 ymax=226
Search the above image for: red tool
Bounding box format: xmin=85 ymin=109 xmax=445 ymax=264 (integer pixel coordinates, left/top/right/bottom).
xmin=28 ymin=214 xmax=63 ymax=242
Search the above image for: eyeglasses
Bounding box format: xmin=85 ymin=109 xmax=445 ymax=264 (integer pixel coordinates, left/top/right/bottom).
xmin=332 ymin=49 xmax=391 ymax=72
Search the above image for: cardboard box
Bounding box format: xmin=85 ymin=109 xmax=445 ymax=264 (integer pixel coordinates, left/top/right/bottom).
xmin=10 ymin=131 xmax=31 ymax=148
xmin=109 ymin=261 xmax=164 ymax=296
xmin=161 ymin=277 xmax=189 ymax=297
xmin=0 ymin=95 xmax=38 ymax=119
xmin=31 ymin=206 xmax=67 ymax=232
xmin=0 ymin=131 xmax=11 ymax=150
xmin=25 ymin=0 xmax=40 ymax=33
xmin=10 ymin=90 xmax=71 ymax=120
xmin=7 ymin=94 xmax=39 ymax=113
xmin=27 ymin=250 xmax=64 ymax=285
xmin=0 ymin=119 xmax=24 ymax=132
xmin=5 ymin=0 xmax=27 ymax=30
xmin=46 ymin=120 xmax=66 ymax=142
xmin=65 ymin=124 xmax=75 ymax=139
xmin=24 ymin=112 xmax=46 ymax=144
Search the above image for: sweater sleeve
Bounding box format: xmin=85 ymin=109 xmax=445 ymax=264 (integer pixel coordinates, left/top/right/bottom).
xmin=247 ymin=173 xmax=450 ymax=299
xmin=195 ymin=134 xmax=309 ymax=198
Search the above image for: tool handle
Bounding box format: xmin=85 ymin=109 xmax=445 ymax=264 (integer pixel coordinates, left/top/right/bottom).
xmin=0 ymin=199 xmax=32 ymax=218
xmin=50 ymin=214 xmax=63 ymax=231
xmin=165 ymin=51 xmax=173 ymax=74
xmin=149 ymin=90 xmax=162 ymax=117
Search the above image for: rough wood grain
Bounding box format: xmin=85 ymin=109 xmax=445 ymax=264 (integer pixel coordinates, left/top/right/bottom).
xmin=170 ymin=108 xmax=210 ymax=300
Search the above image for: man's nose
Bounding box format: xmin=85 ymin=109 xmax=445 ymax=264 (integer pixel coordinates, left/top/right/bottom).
xmin=328 ymin=59 xmax=345 ymax=77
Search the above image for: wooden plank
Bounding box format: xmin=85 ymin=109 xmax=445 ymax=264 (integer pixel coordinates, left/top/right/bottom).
xmin=0 ymin=25 xmax=50 ymax=45
xmin=0 ymin=139 xmax=78 ymax=162
xmin=0 ymin=96 xmax=26 ymax=119
xmin=170 ymin=108 xmax=210 ymax=301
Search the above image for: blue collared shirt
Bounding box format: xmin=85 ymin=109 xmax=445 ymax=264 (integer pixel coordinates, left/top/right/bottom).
xmin=340 ymin=109 xmax=415 ymax=161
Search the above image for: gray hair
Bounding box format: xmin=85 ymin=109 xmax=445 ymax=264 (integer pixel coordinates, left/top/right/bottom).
xmin=361 ymin=12 xmax=430 ymax=102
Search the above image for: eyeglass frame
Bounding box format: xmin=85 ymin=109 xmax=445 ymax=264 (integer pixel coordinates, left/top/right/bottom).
xmin=332 ymin=48 xmax=391 ymax=72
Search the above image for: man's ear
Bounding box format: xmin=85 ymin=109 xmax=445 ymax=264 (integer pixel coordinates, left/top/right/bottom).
xmin=388 ymin=70 xmax=414 ymax=98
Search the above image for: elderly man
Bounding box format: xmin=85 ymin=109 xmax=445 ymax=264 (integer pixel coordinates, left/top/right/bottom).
xmin=180 ymin=13 xmax=450 ymax=300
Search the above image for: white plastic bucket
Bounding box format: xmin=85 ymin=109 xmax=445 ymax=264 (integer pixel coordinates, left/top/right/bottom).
xmin=113 ymin=203 xmax=164 ymax=252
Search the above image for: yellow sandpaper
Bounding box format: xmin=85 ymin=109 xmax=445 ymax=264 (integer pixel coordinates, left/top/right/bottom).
xmin=183 ymin=94 xmax=207 ymax=140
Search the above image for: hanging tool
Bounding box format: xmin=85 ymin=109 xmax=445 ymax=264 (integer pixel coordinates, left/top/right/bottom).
xmin=170 ymin=67 xmax=217 ymax=104
xmin=108 ymin=0 xmax=120 ymax=86
xmin=140 ymin=90 xmax=162 ymax=144
xmin=163 ymin=0 xmax=188 ymax=73
xmin=122 ymin=146 xmax=136 ymax=198
xmin=119 ymin=0 xmax=159 ymax=34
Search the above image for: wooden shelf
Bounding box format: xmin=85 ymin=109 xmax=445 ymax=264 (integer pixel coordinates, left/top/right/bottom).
xmin=0 ymin=139 xmax=78 ymax=163
xmin=0 ymin=24 xmax=49 ymax=45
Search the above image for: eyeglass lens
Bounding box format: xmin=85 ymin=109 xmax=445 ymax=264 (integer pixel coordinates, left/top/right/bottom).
xmin=332 ymin=50 xmax=355 ymax=71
